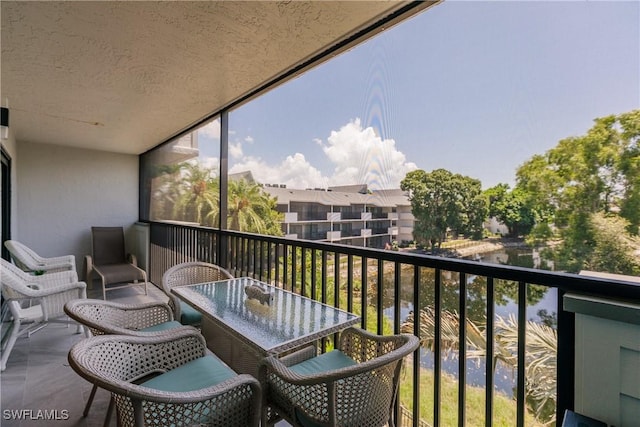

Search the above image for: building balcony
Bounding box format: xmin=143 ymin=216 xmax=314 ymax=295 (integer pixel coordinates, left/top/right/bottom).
xmin=148 ymin=223 xmax=640 ymax=426
xmin=327 ymin=212 xmax=341 ymax=222
xmin=2 ymin=222 xmax=638 ymax=427
xmin=283 ymin=212 xmax=298 ymax=223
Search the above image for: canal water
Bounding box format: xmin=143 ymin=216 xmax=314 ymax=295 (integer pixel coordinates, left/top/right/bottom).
xmin=391 ymin=247 xmax=558 ymax=398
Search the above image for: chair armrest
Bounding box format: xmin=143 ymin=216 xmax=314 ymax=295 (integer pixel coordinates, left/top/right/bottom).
xmin=278 ymin=344 xmax=317 ymax=367
xmin=127 ymin=253 xmax=138 ymax=266
xmin=11 ymin=281 xmax=86 ymax=299
xmin=31 ymin=269 xmax=79 ymax=285
xmin=43 ymin=254 xmax=75 ymax=264
xmin=84 ymin=255 xmax=93 ymax=282
xmin=339 ymin=327 xmax=417 ymax=362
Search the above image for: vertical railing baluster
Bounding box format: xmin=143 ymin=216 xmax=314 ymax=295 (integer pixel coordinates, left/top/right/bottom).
xmin=274 ymin=243 xmax=280 ymax=286
xmin=413 ymin=265 xmax=421 ymax=427
xmin=334 ymin=251 xmax=340 ymax=347
xmin=377 ymin=259 xmax=384 ymax=336
xmin=393 ymin=260 xmax=401 ymax=423
xmin=252 ymin=239 xmax=258 ymax=278
xmin=434 ymin=268 xmax=442 ymax=427
xmin=267 ymin=242 xmax=273 ymax=284
xmin=334 ymin=252 xmax=340 ymax=309
xmin=311 ymin=249 xmax=317 ymax=301
xmin=347 ymin=254 xmax=353 ymax=313
xmin=321 ymin=250 xmax=328 ymax=351
xmin=258 ymin=240 xmax=263 ymax=281
xmin=517 ymin=281 xmax=527 ymax=427
xmin=301 ymin=248 xmax=307 ymax=297
xmin=239 ymin=236 xmax=244 ymax=275
xmin=556 ymin=288 xmax=574 ymax=426
xmin=459 ymin=272 xmax=467 ymax=427
xmin=485 ymin=277 xmax=495 ymax=427
xmin=394 ymin=261 xmax=401 ymax=334
xmin=291 ymin=244 xmax=297 ymax=293
xmin=360 ymin=256 xmax=367 ymax=330
xmin=321 ymin=250 xmax=328 ymax=304
xmin=282 ymin=243 xmax=288 ymax=289
xmin=234 ymin=236 xmax=240 ymax=274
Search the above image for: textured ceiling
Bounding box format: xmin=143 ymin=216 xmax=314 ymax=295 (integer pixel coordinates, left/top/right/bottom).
xmin=1 ymin=1 xmax=435 ymax=155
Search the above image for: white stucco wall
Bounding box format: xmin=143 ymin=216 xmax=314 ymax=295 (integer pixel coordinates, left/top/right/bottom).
xmin=15 ymin=141 xmax=139 ymax=279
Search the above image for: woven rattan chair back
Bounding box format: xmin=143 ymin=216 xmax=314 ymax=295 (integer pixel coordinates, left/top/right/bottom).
xmin=161 ymin=261 xmax=233 ymax=323
xmin=263 ymin=327 xmax=420 ymax=427
xmin=64 ymin=299 xmax=179 ymax=337
xmin=63 ymin=298 xmax=191 ymax=421
xmin=68 ymin=329 xmax=262 ymax=427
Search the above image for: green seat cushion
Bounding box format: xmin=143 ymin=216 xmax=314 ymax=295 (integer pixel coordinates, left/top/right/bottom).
xmin=139 ymin=320 xmax=183 ymax=333
xmin=142 ymin=355 xmax=235 ymax=392
xmin=289 ymin=350 xmax=356 ymax=376
xmin=179 ymin=301 xmax=202 ymax=325
xmin=288 ymin=351 xmax=357 ymax=427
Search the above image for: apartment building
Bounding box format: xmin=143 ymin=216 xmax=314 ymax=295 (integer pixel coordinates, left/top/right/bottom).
xmin=262 ymin=183 xmax=415 ymax=248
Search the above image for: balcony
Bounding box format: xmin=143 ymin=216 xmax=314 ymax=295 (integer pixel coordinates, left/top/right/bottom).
xmin=2 ymin=2 xmax=638 ymax=426
xmin=145 ymin=222 xmax=640 ymax=426
xmin=2 ymin=222 xmax=639 ymax=426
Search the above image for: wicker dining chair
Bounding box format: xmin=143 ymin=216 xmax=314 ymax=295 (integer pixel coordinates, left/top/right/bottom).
xmin=261 ymin=327 xmax=420 ymax=427
xmin=68 ymin=328 xmax=262 ymax=427
xmin=64 ymin=298 xmax=194 ymax=423
xmin=161 ymin=261 xmax=233 ymax=326
xmin=4 ymin=239 xmax=76 ymax=274
xmin=1 ymin=259 xmax=86 ymax=371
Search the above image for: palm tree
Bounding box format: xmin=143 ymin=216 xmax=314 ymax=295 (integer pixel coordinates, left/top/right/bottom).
xmin=226 ymin=179 xmax=282 ymax=235
xmin=401 ymin=308 xmax=557 ymax=425
xmin=172 ymin=162 xmax=219 ymax=225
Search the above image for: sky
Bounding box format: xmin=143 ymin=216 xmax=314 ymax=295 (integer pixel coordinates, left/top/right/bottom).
xmin=199 ymin=0 xmax=639 ymax=191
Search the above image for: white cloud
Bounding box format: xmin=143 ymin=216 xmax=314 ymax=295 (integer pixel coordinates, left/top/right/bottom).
xmin=230 ymin=153 xmax=327 ymax=189
xmin=199 ymin=157 xmax=220 ymax=175
xmin=245 ymin=136 xmax=254 ymax=143
xmin=229 ymin=142 xmax=243 ymax=159
xmin=197 ymin=120 xmax=220 ymax=139
xmin=320 ymin=118 xmax=417 ymax=190
xmin=227 ymin=118 xmax=415 ymax=190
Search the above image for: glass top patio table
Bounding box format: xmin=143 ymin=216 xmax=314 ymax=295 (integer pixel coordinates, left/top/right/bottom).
xmin=171 ymin=277 xmax=361 ymax=355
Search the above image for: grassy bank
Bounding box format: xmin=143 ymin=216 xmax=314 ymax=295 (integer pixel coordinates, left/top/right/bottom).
xmin=398 ymin=361 xmax=546 ymax=427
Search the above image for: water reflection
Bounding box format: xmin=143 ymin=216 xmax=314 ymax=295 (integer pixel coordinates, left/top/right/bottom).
xmin=376 ymin=248 xmax=558 ymax=402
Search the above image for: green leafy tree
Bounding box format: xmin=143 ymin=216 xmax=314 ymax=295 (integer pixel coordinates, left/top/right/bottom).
xmin=577 ymin=212 xmax=639 ymax=275
xmin=515 ymin=110 xmax=640 ymax=273
xmin=618 ymin=110 xmax=640 ymax=234
xmin=485 ymin=184 xmax=537 ymax=237
xmin=401 ymin=169 xmax=487 ymax=251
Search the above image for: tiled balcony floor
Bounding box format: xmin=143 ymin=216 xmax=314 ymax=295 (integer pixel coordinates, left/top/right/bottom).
xmin=1 ymin=281 xmax=287 ymax=426
xmin=1 ymin=282 xmax=167 ymax=426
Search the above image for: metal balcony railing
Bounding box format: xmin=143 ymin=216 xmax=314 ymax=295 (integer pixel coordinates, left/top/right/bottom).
xmin=147 ymin=221 xmax=640 ymax=427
